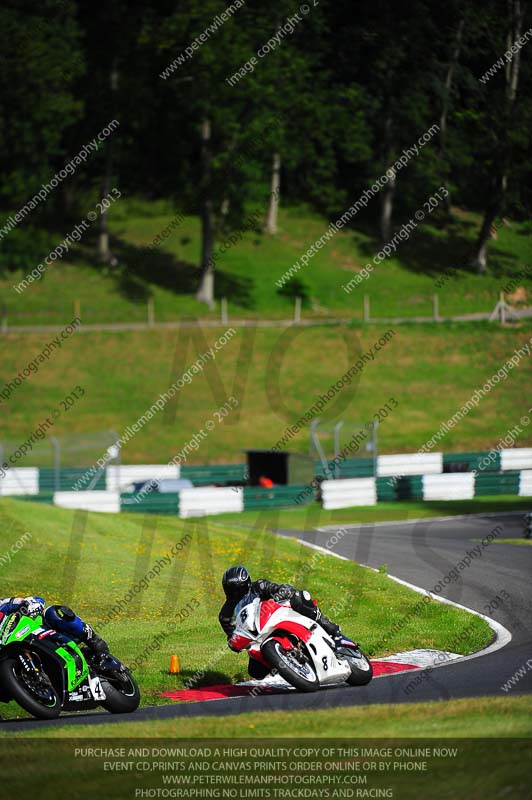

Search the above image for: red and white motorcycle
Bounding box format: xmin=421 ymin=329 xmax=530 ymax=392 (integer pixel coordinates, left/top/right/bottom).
xmin=229 ymin=592 xmax=373 ymax=692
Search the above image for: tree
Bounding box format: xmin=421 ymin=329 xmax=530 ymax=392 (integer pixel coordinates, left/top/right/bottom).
xmin=438 ymin=16 xmax=465 ymax=212
xmin=0 ymin=0 xmax=82 ymax=210
xmin=468 ymin=0 xmax=531 ymax=273
xmin=326 ymin=0 xmax=442 ymax=242
xmin=151 ymin=0 xmax=333 ymax=306
xmin=264 ymin=152 xmax=281 ymax=235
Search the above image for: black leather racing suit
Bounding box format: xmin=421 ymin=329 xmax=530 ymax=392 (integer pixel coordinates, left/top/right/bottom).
xmin=219 ymin=578 xmax=340 ymax=679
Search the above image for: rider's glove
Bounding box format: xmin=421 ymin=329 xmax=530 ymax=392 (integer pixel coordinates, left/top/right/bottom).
xmin=19 ymin=598 xmax=44 ymax=617
xmin=273 ymin=584 xmax=295 ymax=602
xmin=292 ymin=589 xmax=315 ymax=607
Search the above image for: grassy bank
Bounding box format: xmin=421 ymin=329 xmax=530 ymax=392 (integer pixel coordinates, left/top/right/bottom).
xmin=1 ymin=323 xmax=532 ymax=462
xmin=13 ymin=695 xmax=531 ymax=739
xmin=2 ymin=200 xmax=532 ymax=325
xmin=0 ymin=498 xmax=491 ymax=721
xmin=3 ymin=699 xmax=531 ymax=800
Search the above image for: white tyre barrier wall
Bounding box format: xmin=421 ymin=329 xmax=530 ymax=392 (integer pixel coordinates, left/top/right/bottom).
xmin=423 ymin=472 xmax=475 ymax=501
xmin=322 ymin=478 xmax=377 ymax=510
xmin=0 ymin=468 xmax=39 ymax=495
xmin=106 ymin=464 xmax=180 ymax=491
xmin=377 ymin=453 xmax=443 ymax=478
xmin=54 ymin=491 xmax=121 ymax=513
xmin=519 ymin=470 xmax=532 ymax=496
xmin=179 ymin=487 xmax=244 ymax=518
xmin=501 ymin=448 xmax=532 ymax=471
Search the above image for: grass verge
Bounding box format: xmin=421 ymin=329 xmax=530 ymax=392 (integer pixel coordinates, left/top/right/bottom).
xmin=0 ymin=498 xmax=491 ymax=721
xmin=11 ymin=695 xmax=531 ymax=739
xmin=3 ymin=699 xmax=531 ymax=799
xmin=488 ymin=538 xmax=532 ymax=546
xmin=209 ymin=497 xmax=532 ymax=531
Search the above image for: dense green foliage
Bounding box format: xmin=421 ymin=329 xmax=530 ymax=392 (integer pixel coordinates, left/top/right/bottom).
xmin=1 ymin=0 xmax=531 ymax=297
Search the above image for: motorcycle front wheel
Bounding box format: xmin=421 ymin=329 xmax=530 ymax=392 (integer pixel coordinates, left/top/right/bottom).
xmin=341 ymin=647 xmax=373 ymax=686
xmin=100 ymin=670 xmax=140 ymax=713
xmin=262 ymin=639 xmax=319 ymax=692
xmin=0 ymin=656 xmax=61 ymax=719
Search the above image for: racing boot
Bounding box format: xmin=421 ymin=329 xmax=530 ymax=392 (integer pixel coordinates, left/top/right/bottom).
xmin=316 ymin=610 xmax=357 ymax=649
xmin=248 ymin=658 xmax=271 ymax=681
xmin=316 ymin=610 xmax=342 ymax=641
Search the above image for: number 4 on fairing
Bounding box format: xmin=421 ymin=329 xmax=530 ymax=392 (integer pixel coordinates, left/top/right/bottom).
xmin=0 ymin=610 xmax=140 ymax=720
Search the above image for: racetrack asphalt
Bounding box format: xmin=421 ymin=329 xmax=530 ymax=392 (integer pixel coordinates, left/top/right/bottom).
xmin=1 ymin=511 xmax=530 ymax=731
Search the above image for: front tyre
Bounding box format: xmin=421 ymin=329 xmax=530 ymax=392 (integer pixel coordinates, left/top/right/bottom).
xmin=342 ymin=647 xmax=373 ymax=686
xmin=100 ymin=671 xmax=140 ymax=713
xmin=0 ymin=657 xmax=61 ymax=719
xmin=262 ymin=639 xmax=319 ymax=693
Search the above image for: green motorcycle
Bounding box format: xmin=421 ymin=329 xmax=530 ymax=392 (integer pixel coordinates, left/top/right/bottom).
xmin=0 ymin=609 xmax=140 ymax=720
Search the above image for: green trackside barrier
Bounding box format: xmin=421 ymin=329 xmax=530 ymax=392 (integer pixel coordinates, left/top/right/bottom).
xmin=474 ymin=471 xmax=520 ymax=496
xmin=376 ymin=475 xmax=424 ymax=502
xmin=443 ymin=451 xmax=501 ymax=473
xmin=16 ymin=493 xmax=55 ymax=505
xmin=338 ymin=457 xmax=375 ymax=478
xmin=243 ymin=485 xmax=313 ymax=510
xmin=120 ymin=492 xmax=179 ymax=515
xmin=39 ymin=467 xmax=106 ymax=492
xmin=376 ymin=477 xmax=396 ymax=503
xmin=180 ymin=464 xmax=247 ymax=486
xmin=314 ymin=457 xmax=374 ymax=479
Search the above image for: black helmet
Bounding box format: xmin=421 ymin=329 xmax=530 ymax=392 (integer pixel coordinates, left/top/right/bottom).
xmin=222 ymin=565 xmax=251 ymax=601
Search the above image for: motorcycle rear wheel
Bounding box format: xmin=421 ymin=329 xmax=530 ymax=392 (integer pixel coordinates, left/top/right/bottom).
xmin=262 ymin=639 xmax=319 ymax=692
xmin=0 ymin=656 xmax=61 ymax=719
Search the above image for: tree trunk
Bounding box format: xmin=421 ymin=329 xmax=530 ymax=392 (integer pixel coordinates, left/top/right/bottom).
xmin=379 ymin=114 xmax=396 ymax=244
xmin=471 ymin=195 xmax=503 ymax=274
xmin=264 ymin=152 xmax=281 ymax=234
xmin=380 ymin=165 xmax=396 ymax=243
xmin=61 ymin=178 xmax=77 ymax=216
xmin=98 ymin=65 xmax=118 ymax=266
xmin=439 ymin=17 xmax=465 ymax=213
xmin=98 ymin=150 xmax=113 ymax=263
xmin=505 ymin=0 xmax=524 ymax=105
xmin=196 ymin=118 xmax=215 ymax=308
xmin=472 ymin=1 xmax=524 ymax=274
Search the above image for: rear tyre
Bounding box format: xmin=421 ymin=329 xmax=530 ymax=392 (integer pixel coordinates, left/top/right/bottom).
xmin=100 ymin=671 xmax=140 ymax=713
xmin=262 ymin=639 xmax=319 ymax=693
xmin=341 ymin=647 xmax=373 ymax=686
xmin=0 ymin=657 xmax=61 ymax=719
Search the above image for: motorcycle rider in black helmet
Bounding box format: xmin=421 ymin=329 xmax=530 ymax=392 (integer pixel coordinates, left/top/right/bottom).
xmin=219 ymin=565 xmax=346 ymax=679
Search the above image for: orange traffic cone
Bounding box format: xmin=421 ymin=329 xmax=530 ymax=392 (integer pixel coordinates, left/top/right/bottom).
xmin=169 ymin=655 xmax=180 ymax=674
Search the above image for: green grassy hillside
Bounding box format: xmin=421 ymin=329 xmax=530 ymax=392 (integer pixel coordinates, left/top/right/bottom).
xmin=2 ymin=199 xmax=532 ymax=325
xmin=1 ymin=323 xmax=531 ymax=462
xmin=0 ymin=498 xmax=491 ymax=720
